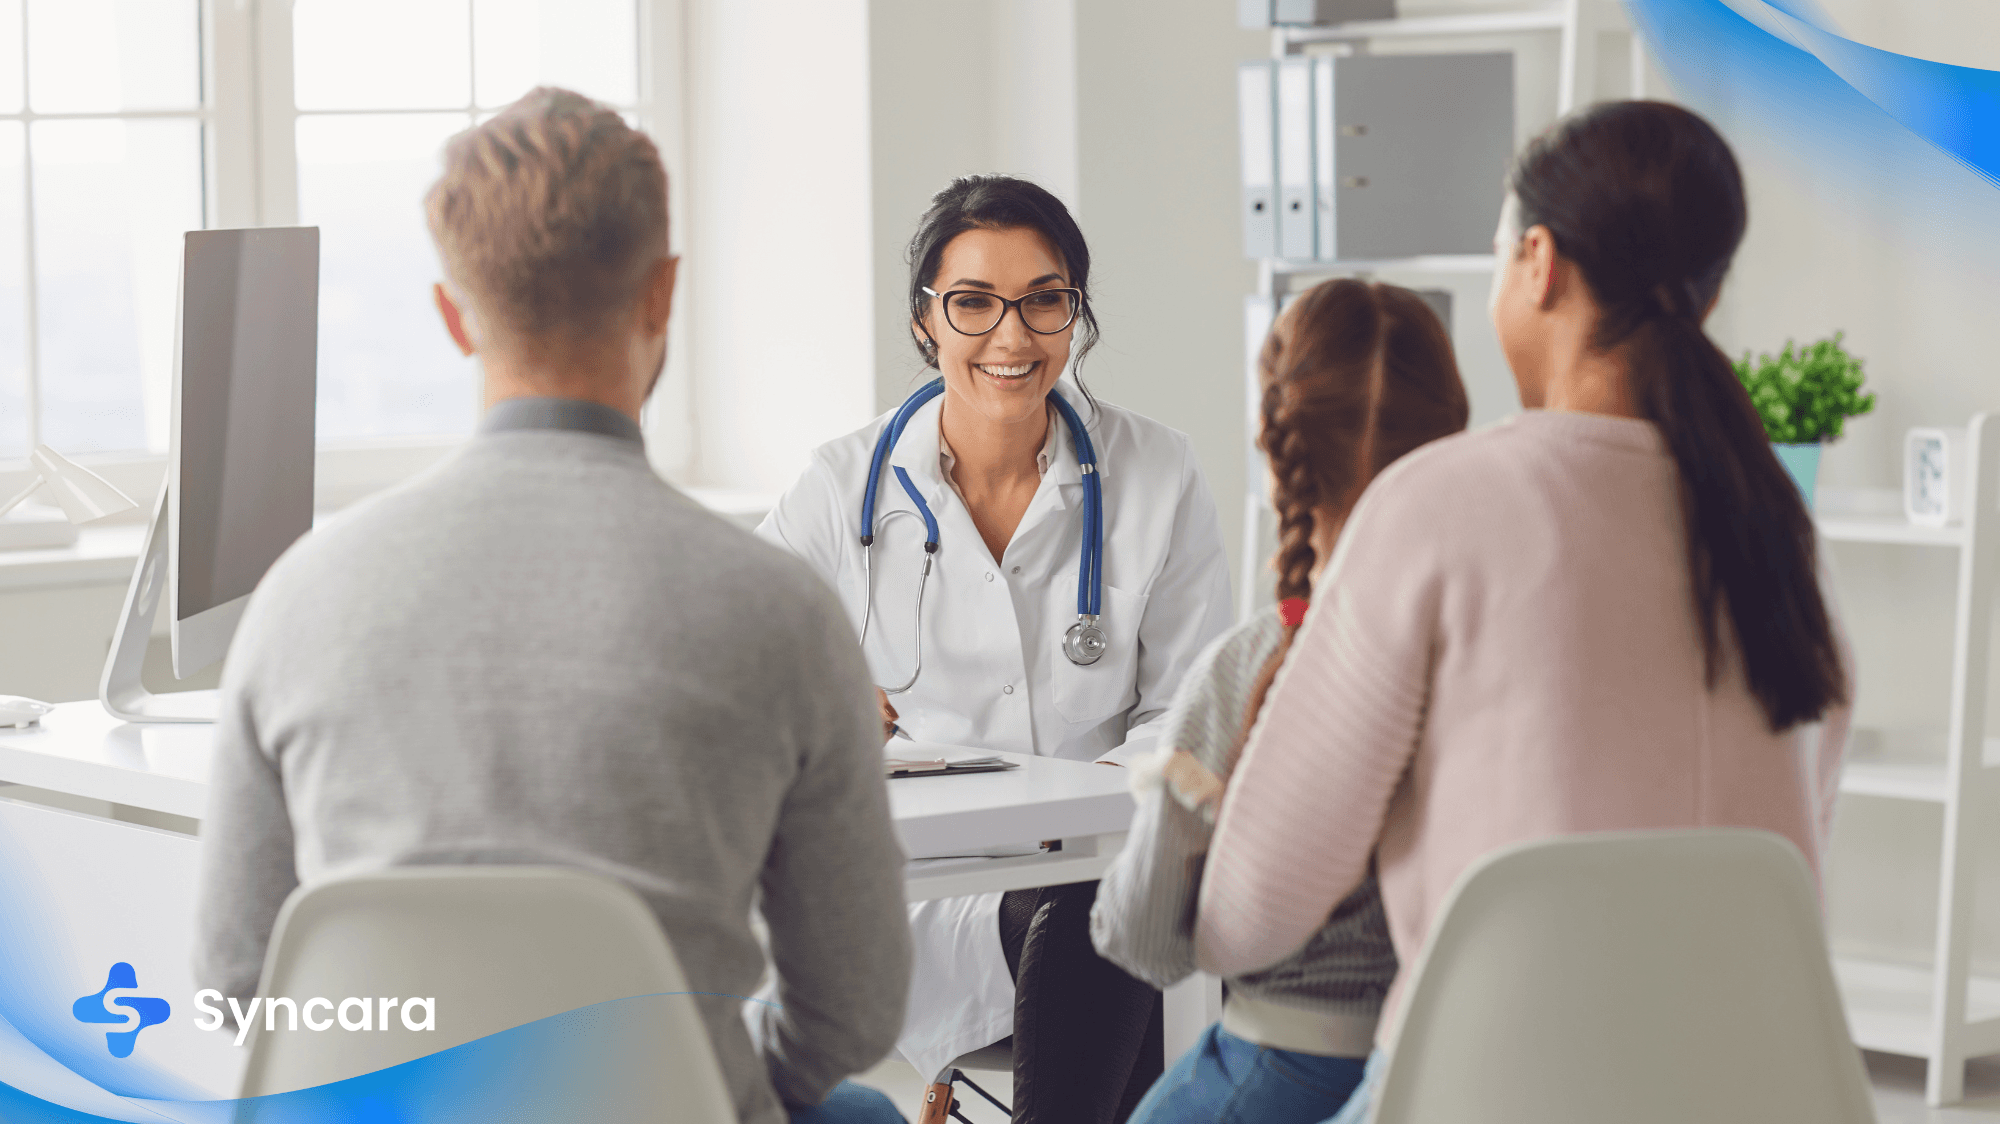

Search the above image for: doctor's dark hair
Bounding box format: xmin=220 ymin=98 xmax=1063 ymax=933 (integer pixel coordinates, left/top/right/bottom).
xmin=906 ymin=175 xmax=1102 ymax=395
xmin=1510 ymin=99 xmax=1844 ymax=731
xmin=1234 ymin=279 xmax=1468 ymax=764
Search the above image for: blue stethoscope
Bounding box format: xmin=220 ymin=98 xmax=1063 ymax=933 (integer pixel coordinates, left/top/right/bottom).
xmin=859 ymin=377 xmax=1107 ymax=694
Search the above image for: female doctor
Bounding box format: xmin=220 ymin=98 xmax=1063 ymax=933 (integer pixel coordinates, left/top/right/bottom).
xmin=757 ymin=175 xmax=1232 ymax=1123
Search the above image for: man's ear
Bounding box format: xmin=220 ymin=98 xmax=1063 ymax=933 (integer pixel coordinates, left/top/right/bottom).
xmin=435 ymin=283 xmax=476 ymax=357
xmin=641 ymin=255 xmax=678 ymax=336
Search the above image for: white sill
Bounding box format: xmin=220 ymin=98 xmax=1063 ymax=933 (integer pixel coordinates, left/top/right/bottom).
xmin=0 ymin=524 xmax=148 ymax=592
xmin=0 ymin=487 xmax=777 ymax=593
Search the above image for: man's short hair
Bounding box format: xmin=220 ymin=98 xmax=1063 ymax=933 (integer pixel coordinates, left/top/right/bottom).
xmin=425 ymin=87 xmax=668 ymax=344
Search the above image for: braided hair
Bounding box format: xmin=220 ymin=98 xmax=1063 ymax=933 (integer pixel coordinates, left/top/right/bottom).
xmin=1233 ymin=279 xmax=1470 ymax=761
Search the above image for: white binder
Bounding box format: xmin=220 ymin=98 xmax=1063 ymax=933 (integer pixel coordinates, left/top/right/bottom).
xmin=1276 ymin=57 xmax=1316 ymax=263
xmin=1238 ymin=61 xmax=1278 ymax=260
xmin=1274 ymin=0 xmax=1397 ymax=22
xmin=1313 ymin=56 xmax=1339 ymax=260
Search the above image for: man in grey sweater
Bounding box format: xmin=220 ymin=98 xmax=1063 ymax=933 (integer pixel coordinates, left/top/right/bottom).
xmin=193 ymin=88 xmax=911 ymax=1124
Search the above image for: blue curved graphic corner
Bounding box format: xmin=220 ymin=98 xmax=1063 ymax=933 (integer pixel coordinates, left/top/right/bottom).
xmin=1626 ymin=0 xmax=2000 ymax=236
xmin=4 ymin=992 xmax=733 ymax=1123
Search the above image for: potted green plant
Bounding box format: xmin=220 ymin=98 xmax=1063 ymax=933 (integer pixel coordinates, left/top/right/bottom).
xmin=1733 ymin=333 xmax=1875 ymax=510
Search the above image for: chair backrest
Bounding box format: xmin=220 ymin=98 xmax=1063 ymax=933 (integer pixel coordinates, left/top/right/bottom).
xmin=1370 ymin=829 xmax=1875 ymax=1124
xmin=238 ymin=866 xmax=736 ymax=1121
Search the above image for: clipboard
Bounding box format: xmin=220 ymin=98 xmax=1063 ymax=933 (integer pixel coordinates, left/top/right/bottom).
xmin=884 ymin=739 xmax=1022 ymax=779
xmin=886 ymin=758 xmax=1022 ymax=779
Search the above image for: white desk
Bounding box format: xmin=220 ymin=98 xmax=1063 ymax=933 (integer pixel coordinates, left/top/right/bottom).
xmin=0 ymin=702 xmax=1139 ymax=893
xmin=0 ymin=702 xmax=211 ymax=819
xmin=0 ymin=701 xmax=1220 ymax=1092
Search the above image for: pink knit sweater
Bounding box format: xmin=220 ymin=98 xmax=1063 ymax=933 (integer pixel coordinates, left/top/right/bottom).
xmin=1194 ymin=410 xmax=1850 ymax=1036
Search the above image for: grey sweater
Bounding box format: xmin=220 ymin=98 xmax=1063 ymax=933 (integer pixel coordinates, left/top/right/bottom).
xmin=1089 ymin=606 xmax=1396 ymax=1056
xmin=194 ymin=399 xmax=912 ymax=1124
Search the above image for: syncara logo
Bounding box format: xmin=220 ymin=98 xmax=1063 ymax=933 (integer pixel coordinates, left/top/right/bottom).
xmin=73 ymin=962 xmax=171 ymax=1058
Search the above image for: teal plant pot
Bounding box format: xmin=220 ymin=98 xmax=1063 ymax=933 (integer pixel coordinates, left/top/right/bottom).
xmin=1773 ymin=442 xmax=1822 ymax=511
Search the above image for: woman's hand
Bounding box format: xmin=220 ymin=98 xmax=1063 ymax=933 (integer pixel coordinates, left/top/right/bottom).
xmin=877 ymin=688 xmax=900 ymax=741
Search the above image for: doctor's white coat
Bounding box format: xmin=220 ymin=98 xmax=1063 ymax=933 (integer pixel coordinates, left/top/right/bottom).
xmin=755 ymin=383 xmax=1232 ymax=1080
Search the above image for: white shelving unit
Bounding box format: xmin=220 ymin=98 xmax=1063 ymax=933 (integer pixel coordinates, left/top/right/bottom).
xmin=1817 ymin=411 xmax=2000 ymax=1105
xmin=1240 ymin=0 xmax=1645 ymax=619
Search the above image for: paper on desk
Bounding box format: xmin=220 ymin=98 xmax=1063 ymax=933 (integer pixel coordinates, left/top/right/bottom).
xmin=883 ymin=739 xmax=1006 ymax=770
xmin=909 ymin=844 xmax=1049 ymax=865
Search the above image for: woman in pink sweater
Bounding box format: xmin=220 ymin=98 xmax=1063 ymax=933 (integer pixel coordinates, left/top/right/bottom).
xmin=1194 ymin=100 xmax=1852 ymax=1121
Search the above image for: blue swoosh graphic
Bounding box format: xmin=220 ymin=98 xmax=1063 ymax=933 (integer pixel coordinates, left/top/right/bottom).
xmin=4 ymin=992 xmax=733 ymax=1123
xmin=1628 ymin=0 xmax=2000 ymax=189
xmin=1759 ymin=5 xmax=2000 ymax=187
xmin=1624 ymin=0 xmax=2000 ymax=262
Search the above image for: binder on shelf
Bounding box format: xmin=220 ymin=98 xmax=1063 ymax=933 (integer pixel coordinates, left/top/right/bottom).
xmin=1276 ymin=57 xmax=1316 ymax=262
xmin=1312 ymin=56 xmax=1338 ymax=261
xmin=1237 ymin=61 xmax=1279 ymax=260
xmin=1242 ymin=0 xmax=1397 ymax=27
xmin=1312 ymin=52 xmax=1514 ymax=261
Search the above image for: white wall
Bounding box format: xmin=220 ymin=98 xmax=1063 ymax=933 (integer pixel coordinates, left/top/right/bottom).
xmin=681 ymin=0 xmax=877 ymax=494
xmin=1070 ymin=3 xmax=1267 ymax=608
xmin=868 ymin=0 xmax=1083 ymax=417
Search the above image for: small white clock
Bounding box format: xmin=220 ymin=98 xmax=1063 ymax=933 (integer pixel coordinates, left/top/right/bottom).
xmin=1905 ymin=427 xmax=1968 ymax=527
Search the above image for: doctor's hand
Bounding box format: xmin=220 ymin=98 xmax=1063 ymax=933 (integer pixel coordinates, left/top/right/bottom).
xmin=876 ymin=689 xmax=899 ymax=742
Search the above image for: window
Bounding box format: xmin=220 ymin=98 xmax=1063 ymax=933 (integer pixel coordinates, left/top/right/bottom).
xmin=0 ymin=0 xmax=664 ymax=475
xmin=284 ymin=0 xmax=642 ymax=441
xmin=0 ymin=0 xmax=203 ymax=457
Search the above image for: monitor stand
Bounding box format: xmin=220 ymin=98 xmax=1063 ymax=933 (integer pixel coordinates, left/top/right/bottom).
xmin=100 ymin=487 xmax=217 ymax=724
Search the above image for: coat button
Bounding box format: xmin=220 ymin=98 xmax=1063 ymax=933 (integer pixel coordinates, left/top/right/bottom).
xmin=985 ymin=572 xmax=994 ymax=582
xmin=1002 ymin=684 xmax=1014 ymax=695
xmin=1011 ymin=566 xmax=1021 ymax=574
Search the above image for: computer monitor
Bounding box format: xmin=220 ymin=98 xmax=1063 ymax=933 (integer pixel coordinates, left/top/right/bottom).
xmin=100 ymin=227 xmax=319 ymax=724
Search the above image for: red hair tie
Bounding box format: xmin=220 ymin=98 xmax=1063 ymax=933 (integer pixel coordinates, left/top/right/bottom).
xmin=1278 ymin=598 xmax=1310 ymax=629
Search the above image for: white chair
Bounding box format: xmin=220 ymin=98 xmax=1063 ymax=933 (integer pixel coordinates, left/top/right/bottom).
xmin=237 ymin=866 xmax=737 ymax=1122
xmin=1369 ymin=829 xmax=1876 ymax=1124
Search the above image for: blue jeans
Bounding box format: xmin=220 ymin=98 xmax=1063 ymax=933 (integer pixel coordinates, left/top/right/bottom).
xmin=789 ymin=1080 xmax=906 ymax=1124
xmin=1320 ymin=1049 xmax=1383 ymax=1124
xmin=1126 ymin=1023 xmax=1367 ymax=1124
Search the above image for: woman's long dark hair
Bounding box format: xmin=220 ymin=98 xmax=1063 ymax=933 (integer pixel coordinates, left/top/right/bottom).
xmin=904 ymin=175 xmax=1101 ymax=406
xmin=1511 ymin=100 xmax=1844 ymax=731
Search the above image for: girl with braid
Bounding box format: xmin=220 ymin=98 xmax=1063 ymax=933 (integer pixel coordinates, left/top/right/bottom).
xmin=1091 ymin=278 xmax=1468 ymax=1124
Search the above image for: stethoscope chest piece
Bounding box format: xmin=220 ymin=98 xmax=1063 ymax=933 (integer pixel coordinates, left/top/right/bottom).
xmin=1064 ymin=615 xmax=1108 ymax=666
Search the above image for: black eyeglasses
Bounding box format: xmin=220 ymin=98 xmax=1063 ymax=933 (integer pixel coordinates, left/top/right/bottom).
xmin=923 ymin=286 xmax=1082 ymax=337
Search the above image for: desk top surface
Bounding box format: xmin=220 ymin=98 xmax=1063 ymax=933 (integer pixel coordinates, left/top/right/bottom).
xmin=0 ymin=702 xmax=1135 ymax=852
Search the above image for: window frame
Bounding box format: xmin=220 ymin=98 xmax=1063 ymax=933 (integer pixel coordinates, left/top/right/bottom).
xmin=0 ymin=0 xmax=690 ymax=508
